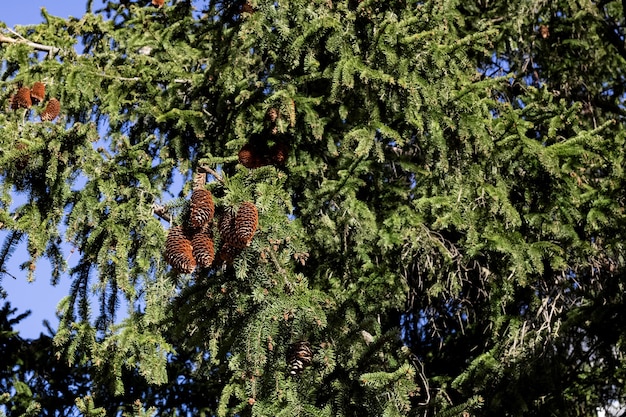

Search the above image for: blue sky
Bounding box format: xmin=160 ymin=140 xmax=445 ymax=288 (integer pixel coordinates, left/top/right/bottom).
xmin=2 ymin=2 xmax=89 ymax=339
xmin=1 ymin=2 xmax=88 ymax=27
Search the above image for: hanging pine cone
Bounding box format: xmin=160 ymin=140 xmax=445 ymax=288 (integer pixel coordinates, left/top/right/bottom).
xmin=217 ymin=242 xmax=242 ymax=265
xmin=165 ymin=225 xmax=196 ymax=273
xmin=265 ymin=107 xmax=280 ymax=123
xmin=240 ymin=1 xmax=255 ymax=14
xmin=238 ymin=143 xmax=267 ymax=169
xmin=12 ymin=87 xmax=32 ymax=109
xmin=287 ymin=341 xmax=313 ymax=375
xmin=30 ymin=82 xmax=45 ymax=104
xmin=218 ymin=208 xmax=242 ymax=247
xmin=235 ymin=201 xmax=258 ymax=246
xmin=40 ymin=98 xmax=60 ymax=121
xmin=192 ymin=229 xmax=215 ymax=269
xmin=270 ymin=141 xmax=289 ymax=166
xmin=217 ymin=209 xmax=245 ymax=264
xmin=15 ymin=143 xmax=29 ymax=171
xmin=189 ymin=188 xmax=214 ymax=229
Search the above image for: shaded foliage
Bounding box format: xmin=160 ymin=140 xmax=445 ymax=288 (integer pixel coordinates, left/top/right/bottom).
xmin=0 ymin=0 xmax=625 ymax=416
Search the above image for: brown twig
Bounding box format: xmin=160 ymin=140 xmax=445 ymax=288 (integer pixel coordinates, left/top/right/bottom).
xmin=197 ymin=165 xmax=224 ymax=184
xmin=152 ymin=204 xmax=172 ymax=222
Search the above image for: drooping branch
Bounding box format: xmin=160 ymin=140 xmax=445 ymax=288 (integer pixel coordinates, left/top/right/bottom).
xmin=1 ymin=32 xmax=192 ymax=84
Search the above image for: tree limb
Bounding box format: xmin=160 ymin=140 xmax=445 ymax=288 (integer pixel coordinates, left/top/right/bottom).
xmin=152 ymin=204 xmax=172 ymax=223
xmin=197 ymin=165 xmax=224 ymax=184
xmin=0 ymin=33 xmax=61 ymax=55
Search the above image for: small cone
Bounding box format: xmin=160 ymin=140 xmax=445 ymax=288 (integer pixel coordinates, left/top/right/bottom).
xmin=218 ymin=242 xmax=242 ymax=265
xmin=15 ymin=143 xmax=29 ymax=171
xmin=189 ymin=188 xmax=215 ymax=228
xmin=40 ymin=98 xmax=60 ymax=121
xmin=235 ymin=202 xmax=258 ymax=246
xmin=287 ymin=341 xmax=313 ymax=375
xmin=240 ymin=1 xmax=255 ymax=14
xmin=12 ymin=87 xmax=32 ymax=109
xmin=238 ymin=143 xmax=267 ymax=169
xmin=192 ymin=230 xmax=215 ymax=268
xmin=265 ymin=107 xmax=280 ymax=123
xmin=30 ymin=82 xmax=45 ymax=104
xmin=165 ymin=225 xmax=196 ymax=273
xmin=152 ymin=0 xmax=165 ymax=7
xmin=270 ymin=141 xmax=289 ymax=166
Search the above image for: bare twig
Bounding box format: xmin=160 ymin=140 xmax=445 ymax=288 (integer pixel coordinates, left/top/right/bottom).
xmin=197 ymin=165 xmax=224 ymax=184
xmin=92 ymin=71 xmax=191 ymax=84
xmin=5 ymin=27 xmax=27 ymax=41
xmin=407 ymin=351 xmax=431 ymax=407
xmin=0 ymin=33 xmax=61 ymax=55
xmin=152 ymin=203 xmax=172 ymax=222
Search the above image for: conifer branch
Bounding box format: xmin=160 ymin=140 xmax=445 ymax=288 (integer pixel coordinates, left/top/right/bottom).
xmin=92 ymin=71 xmax=191 ymax=84
xmin=0 ymin=33 xmax=61 ymax=55
xmin=0 ymin=32 xmax=191 ymax=84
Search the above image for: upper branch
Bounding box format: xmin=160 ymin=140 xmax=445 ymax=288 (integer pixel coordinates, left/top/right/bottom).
xmin=0 ymin=33 xmax=61 ymax=55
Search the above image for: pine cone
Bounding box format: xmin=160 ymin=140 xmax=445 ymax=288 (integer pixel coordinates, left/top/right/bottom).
xmin=265 ymin=107 xmax=280 ymax=123
xmin=240 ymin=1 xmax=255 ymax=14
xmin=40 ymin=98 xmax=60 ymax=121
xmin=165 ymin=225 xmax=196 ymax=273
xmin=217 ymin=242 xmax=242 ymax=265
xmin=238 ymin=143 xmax=267 ymax=169
xmin=189 ymin=188 xmax=214 ymax=228
xmin=287 ymin=341 xmax=313 ymax=375
xmin=30 ymin=82 xmax=45 ymax=104
xmin=192 ymin=230 xmax=215 ymax=268
xmin=235 ymin=202 xmax=258 ymax=246
xmin=15 ymin=143 xmax=29 ymax=171
xmin=218 ymin=209 xmax=242 ymax=247
xmin=270 ymin=141 xmax=289 ymax=166
xmin=152 ymin=0 xmax=165 ymax=7
xmin=12 ymin=87 xmax=32 ymax=109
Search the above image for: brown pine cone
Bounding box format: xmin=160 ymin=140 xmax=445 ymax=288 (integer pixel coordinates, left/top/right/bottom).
xmin=235 ymin=202 xmax=258 ymax=246
xmin=287 ymin=341 xmax=313 ymax=375
xmin=12 ymin=87 xmax=32 ymax=109
xmin=165 ymin=225 xmax=196 ymax=273
xmin=239 ymin=143 xmax=268 ymax=169
xmin=189 ymin=188 xmax=215 ymax=228
xmin=30 ymin=82 xmax=45 ymax=104
xmin=40 ymin=98 xmax=60 ymax=121
xmin=191 ymin=230 xmax=215 ymax=268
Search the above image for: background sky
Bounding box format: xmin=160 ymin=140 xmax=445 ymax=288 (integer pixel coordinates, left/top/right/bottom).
xmin=2 ymin=2 xmax=91 ymax=339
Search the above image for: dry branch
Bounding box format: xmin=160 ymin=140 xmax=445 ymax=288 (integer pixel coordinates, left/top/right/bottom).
xmin=152 ymin=204 xmax=172 ymax=223
xmin=0 ymin=33 xmax=61 ymax=55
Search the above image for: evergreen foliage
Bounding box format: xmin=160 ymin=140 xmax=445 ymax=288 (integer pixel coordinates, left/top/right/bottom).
xmin=1 ymin=0 xmax=626 ymax=415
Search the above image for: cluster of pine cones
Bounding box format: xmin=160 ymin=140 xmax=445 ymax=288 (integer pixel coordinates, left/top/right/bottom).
xmin=238 ymin=108 xmax=290 ymax=169
xmin=9 ymin=82 xmax=60 ymax=121
xmin=164 ymin=187 xmax=259 ymax=274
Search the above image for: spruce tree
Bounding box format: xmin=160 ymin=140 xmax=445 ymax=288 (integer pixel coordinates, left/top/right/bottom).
xmin=1 ymin=0 xmax=625 ymax=416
